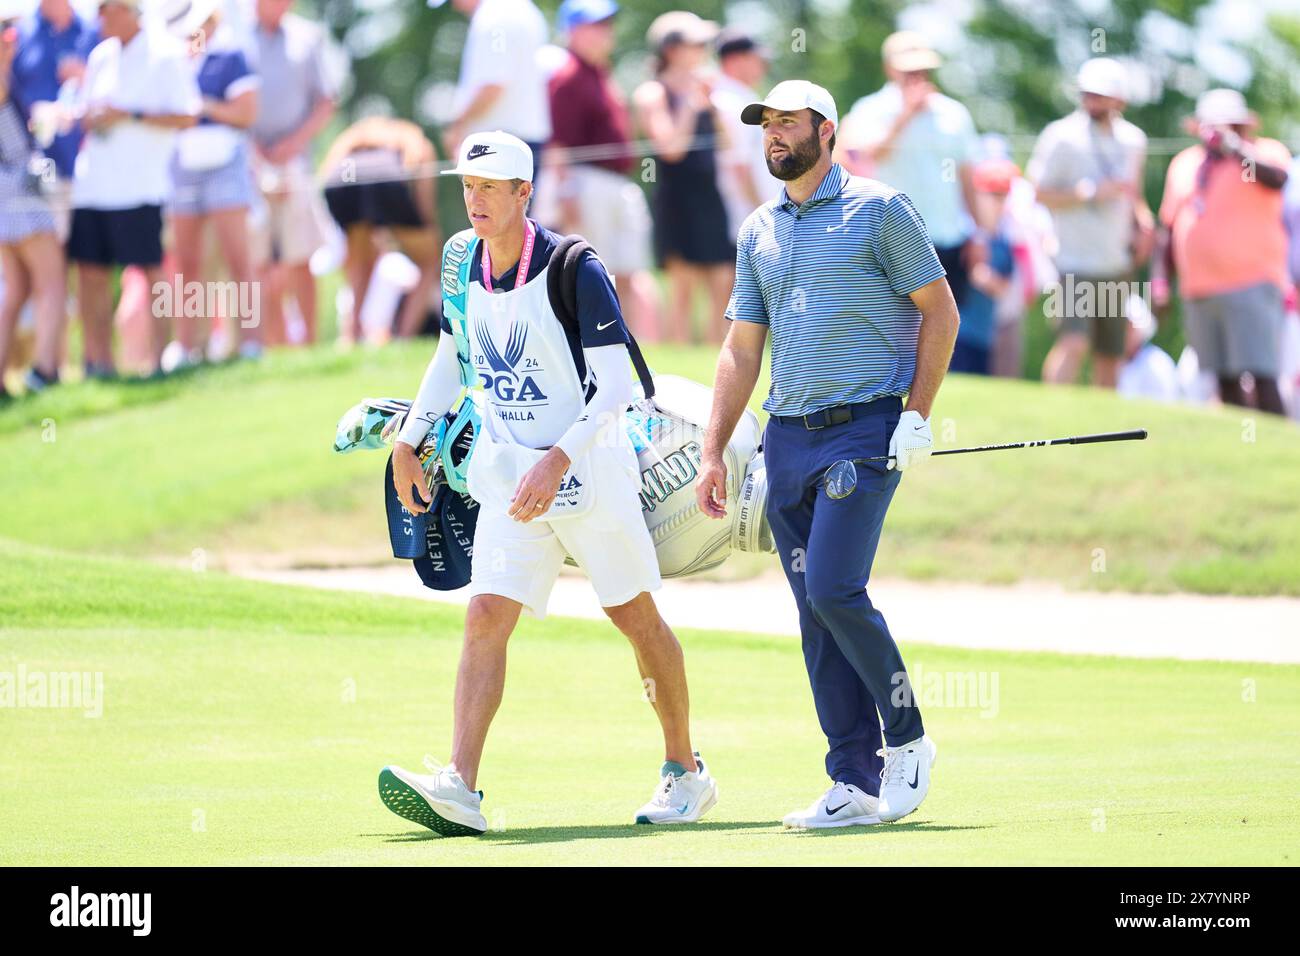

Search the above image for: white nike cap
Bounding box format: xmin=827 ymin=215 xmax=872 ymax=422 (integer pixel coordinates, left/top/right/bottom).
xmin=441 ymin=130 xmax=534 ymax=182
xmin=741 ymin=80 xmax=838 ymax=129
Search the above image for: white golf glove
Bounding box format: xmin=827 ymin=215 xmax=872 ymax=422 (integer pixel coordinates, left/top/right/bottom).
xmin=888 ymin=410 xmax=933 ymax=471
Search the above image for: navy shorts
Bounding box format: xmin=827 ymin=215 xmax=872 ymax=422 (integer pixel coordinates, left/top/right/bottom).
xmin=66 ymin=205 xmax=164 ymax=268
xmin=324 ymin=179 xmax=425 ymax=231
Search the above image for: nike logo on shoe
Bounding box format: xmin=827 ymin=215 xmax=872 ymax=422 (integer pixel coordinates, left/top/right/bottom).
xmin=908 ymin=766 xmax=920 ymax=789
xmin=825 ymin=802 xmax=850 ymax=815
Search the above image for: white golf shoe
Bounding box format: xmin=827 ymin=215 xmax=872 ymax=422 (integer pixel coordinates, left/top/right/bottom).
xmin=634 ymin=753 xmax=718 ymax=825
xmin=378 ymin=759 xmax=487 ymax=837
xmin=783 ymin=781 xmax=882 ymax=829
xmin=877 ymin=735 xmax=937 ymax=822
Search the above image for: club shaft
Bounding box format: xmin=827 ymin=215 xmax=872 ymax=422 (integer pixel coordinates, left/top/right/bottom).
xmin=858 ymin=429 xmax=1147 ymax=463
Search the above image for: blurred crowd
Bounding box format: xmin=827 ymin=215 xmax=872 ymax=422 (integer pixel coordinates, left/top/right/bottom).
xmin=2 ymin=0 xmax=1299 ymax=418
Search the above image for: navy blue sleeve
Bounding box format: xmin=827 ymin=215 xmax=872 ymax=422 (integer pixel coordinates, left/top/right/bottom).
xmin=574 ymin=252 xmax=630 ymax=347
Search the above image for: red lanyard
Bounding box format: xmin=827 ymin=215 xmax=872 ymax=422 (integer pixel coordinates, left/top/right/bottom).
xmin=481 ymin=219 xmax=536 ymax=293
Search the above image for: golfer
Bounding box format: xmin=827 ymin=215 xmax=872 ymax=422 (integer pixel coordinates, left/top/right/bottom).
xmin=698 ymin=82 xmax=959 ymax=828
xmin=379 ymin=131 xmax=717 ymax=835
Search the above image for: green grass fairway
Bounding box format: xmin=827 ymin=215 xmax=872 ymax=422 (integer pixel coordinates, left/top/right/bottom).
xmin=2 ymin=341 xmax=1299 ymax=594
xmin=2 ymin=541 xmax=1296 ymax=866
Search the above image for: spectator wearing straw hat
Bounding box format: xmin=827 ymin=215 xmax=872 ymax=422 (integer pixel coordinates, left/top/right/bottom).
xmin=633 ymin=11 xmax=734 ymax=343
xmin=538 ymin=0 xmax=659 ymax=338
xmin=1155 ymin=88 xmax=1291 ymax=414
xmin=839 ymin=31 xmax=982 ymax=308
xmin=1027 ymin=57 xmax=1151 ymax=389
xmin=67 ymin=0 xmax=200 ymax=377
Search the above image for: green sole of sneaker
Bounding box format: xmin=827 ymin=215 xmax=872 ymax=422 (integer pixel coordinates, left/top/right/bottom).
xmin=377 ymin=769 xmax=484 ymax=837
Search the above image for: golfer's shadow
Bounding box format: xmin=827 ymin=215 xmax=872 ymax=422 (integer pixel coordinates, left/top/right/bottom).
xmin=372 ymin=819 xmax=985 ymax=845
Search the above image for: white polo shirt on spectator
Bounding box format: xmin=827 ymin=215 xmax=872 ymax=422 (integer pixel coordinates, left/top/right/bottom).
xmin=73 ymin=28 xmax=200 ymax=210
xmin=843 ymin=83 xmax=980 ymax=248
xmin=456 ymin=0 xmax=551 ymax=143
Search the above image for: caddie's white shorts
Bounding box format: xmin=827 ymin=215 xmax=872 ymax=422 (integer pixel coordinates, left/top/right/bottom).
xmin=467 ymin=477 xmax=662 ymax=620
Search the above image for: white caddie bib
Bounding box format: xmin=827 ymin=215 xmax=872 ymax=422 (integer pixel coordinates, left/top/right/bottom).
xmin=462 ymin=237 xmax=623 ymax=521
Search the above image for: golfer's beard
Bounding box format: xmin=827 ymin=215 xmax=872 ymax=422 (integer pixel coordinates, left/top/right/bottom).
xmin=766 ymin=131 xmax=822 ymax=181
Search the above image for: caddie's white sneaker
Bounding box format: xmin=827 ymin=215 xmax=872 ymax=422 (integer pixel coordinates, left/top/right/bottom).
xmin=877 ymin=735 xmax=937 ymax=823
xmin=378 ymin=759 xmax=487 ymax=836
xmin=634 ymin=753 xmax=718 ymax=825
xmin=783 ymin=781 xmax=881 ymax=829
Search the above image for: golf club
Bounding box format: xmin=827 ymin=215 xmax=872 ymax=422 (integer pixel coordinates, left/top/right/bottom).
xmin=822 ymin=429 xmax=1149 ymax=499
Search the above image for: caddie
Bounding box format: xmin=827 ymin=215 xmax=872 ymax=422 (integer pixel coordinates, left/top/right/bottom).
xmin=697 ymin=82 xmax=960 ymax=828
xmin=378 ymin=130 xmax=718 ymax=835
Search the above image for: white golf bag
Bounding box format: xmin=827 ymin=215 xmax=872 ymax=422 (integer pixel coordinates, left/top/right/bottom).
xmin=616 ymin=374 xmax=775 ymax=578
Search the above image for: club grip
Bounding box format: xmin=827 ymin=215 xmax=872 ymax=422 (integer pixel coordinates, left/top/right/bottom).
xmin=1069 ymin=429 xmax=1148 ymax=445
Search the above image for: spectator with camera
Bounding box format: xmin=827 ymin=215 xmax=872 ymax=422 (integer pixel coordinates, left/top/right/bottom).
xmin=1155 ymin=88 xmax=1291 ymax=414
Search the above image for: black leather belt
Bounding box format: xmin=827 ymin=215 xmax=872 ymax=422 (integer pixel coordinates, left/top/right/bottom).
xmin=771 ymin=397 xmax=901 ymax=430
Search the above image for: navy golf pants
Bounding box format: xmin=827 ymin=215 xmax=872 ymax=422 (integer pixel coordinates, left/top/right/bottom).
xmin=764 ymin=398 xmax=925 ymax=795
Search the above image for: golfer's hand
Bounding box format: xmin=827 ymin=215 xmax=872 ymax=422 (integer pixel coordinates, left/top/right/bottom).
xmin=392 ymin=441 xmax=432 ymax=514
xmin=888 ymin=410 xmax=933 ymax=472
xmin=510 ymin=448 xmax=569 ymax=523
xmin=697 ymin=456 xmax=728 ymax=519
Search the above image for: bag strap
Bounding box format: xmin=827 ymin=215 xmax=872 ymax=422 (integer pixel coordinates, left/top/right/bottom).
xmin=441 ymin=228 xmax=480 ymax=389
xmin=546 ymin=235 xmax=656 ymax=399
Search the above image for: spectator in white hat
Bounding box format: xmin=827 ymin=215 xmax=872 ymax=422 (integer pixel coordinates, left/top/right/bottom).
xmin=839 ymin=31 xmax=982 ymax=310
xmin=1154 ymin=88 xmax=1291 ymax=414
xmin=1026 ymin=57 xmax=1152 ymax=388
xmin=633 ymin=11 xmax=734 ymax=343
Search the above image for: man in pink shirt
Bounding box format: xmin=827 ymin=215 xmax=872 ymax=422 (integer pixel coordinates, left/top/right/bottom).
xmin=1155 ymin=88 xmax=1291 ymax=413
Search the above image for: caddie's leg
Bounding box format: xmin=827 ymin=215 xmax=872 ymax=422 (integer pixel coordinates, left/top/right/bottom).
xmin=764 ymin=418 xmax=886 ymax=794
xmin=450 ymin=593 xmax=523 ymax=790
xmin=604 ymin=592 xmax=693 ymax=768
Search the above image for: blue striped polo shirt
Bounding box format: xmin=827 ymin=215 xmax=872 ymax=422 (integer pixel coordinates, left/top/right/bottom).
xmin=725 ymin=163 xmax=946 ymax=417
